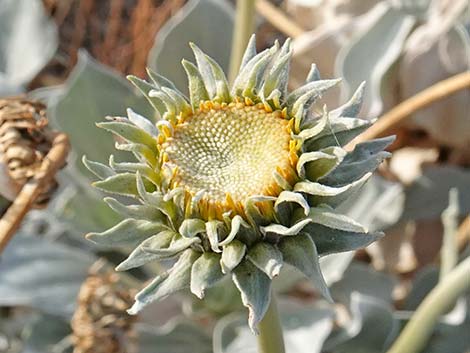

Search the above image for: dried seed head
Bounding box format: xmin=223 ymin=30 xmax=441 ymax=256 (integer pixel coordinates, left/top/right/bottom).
xmin=0 ymin=98 xmax=58 ymax=206
xmin=71 ymin=263 xmax=137 ymax=353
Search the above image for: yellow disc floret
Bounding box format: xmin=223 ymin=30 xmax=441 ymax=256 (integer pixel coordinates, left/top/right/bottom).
xmin=160 ymin=101 xmax=297 ymax=219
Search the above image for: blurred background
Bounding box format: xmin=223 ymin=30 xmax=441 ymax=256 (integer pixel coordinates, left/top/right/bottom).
xmin=0 ymin=0 xmax=469 ymax=352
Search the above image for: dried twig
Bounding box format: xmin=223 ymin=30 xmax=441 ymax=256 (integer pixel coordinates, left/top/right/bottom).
xmin=68 ymin=0 xmax=95 ymax=70
xmin=0 ymin=133 xmax=70 ymax=254
xmin=129 ymin=0 xmax=181 ymax=77
xmin=42 ymin=0 xmax=186 ymax=80
xmin=106 ymin=0 xmax=125 ymax=50
xmin=255 ymin=0 xmax=305 ymax=39
xmin=346 ymin=71 xmax=470 ymax=150
xmin=457 ymin=216 xmax=470 ymax=252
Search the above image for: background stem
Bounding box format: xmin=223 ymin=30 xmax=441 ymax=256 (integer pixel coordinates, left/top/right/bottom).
xmin=386 ymin=256 xmax=470 ymax=353
xmin=255 ymin=0 xmax=304 ymax=39
xmin=229 ymin=0 xmax=256 ymax=84
xmin=346 ymin=71 xmax=470 ymax=150
xmin=439 ymin=188 xmax=459 ymax=281
xmin=257 ymin=292 xmax=285 ymax=353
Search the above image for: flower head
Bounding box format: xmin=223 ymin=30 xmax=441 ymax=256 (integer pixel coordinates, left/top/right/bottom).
xmin=84 ymin=36 xmax=393 ymax=332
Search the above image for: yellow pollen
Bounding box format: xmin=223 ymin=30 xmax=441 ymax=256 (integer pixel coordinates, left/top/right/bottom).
xmin=161 ymin=102 xmax=296 ymax=219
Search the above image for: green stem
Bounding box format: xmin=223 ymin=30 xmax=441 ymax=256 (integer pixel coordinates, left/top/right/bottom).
xmin=257 ymin=292 xmax=285 ymax=353
xmin=229 ymin=0 xmax=256 ymax=84
xmin=386 ymin=256 xmax=470 ymax=353
xmin=439 ymin=188 xmax=459 ymax=281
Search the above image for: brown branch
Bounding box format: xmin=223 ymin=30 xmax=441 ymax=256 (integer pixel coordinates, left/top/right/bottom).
xmin=67 ymin=0 xmax=95 ymax=71
xmin=255 ymin=0 xmax=305 ymax=39
xmin=0 ymin=133 xmax=70 ymax=254
xmin=456 ymin=216 xmax=470 ymax=252
xmin=101 ymin=0 xmax=125 ymax=65
xmin=346 ymin=71 xmax=470 ymax=150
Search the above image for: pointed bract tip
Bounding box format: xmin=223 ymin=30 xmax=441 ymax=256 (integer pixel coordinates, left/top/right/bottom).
xmin=126 ymin=301 xmax=142 ymax=315
xmin=85 ymin=232 xmax=96 ymax=242
xmin=148 ymin=89 xmax=159 ymax=98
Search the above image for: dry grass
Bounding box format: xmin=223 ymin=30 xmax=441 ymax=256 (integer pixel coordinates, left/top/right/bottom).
xmin=38 ymin=0 xmax=185 ymax=84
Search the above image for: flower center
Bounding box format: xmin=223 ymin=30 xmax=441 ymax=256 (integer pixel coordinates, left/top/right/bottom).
xmin=161 ymin=102 xmax=296 ymax=218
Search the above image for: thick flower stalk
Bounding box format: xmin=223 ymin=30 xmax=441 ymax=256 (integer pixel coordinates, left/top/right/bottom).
xmin=84 ymin=36 xmax=393 ymax=332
